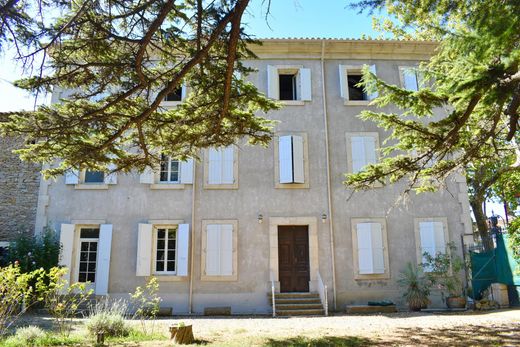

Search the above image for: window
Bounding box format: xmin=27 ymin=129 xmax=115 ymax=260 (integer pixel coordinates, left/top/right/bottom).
xmin=267 ymin=65 xmax=312 ymax=102
xmin=414 ymin=218 xmax=449 ymax=271
xmin=154 ymin=227 xmax=177 ymax=274
xmin=339 ymin=65 xmax=377 ymax=103
xmin=139 ymin=157 xmax=193 ymax=187
xmin=399 ymin=66 xmax=421 ymax=91
xmin=159 ymin=155 xmax=180 ymax=183
xmin=77 ymin=228 xmax=99 ymax=283
xmin=136 ymin=223 xmax=190 ymax=277
xmin=204 ymin=146 xmax=238 ymax=189
xmin=165 ymin=87 xmax=183 ymax=102
xmin=346 ymin=132 xmax=379 ymax=174
xmin=279 ymin=135 xmax=304 ymax=184
xmin=84 ymin=170 xmax=105 ymax=184
xmin=351 ymin=218 xmax=389 ymax=279
xmin=64 ymin=167 xmax=117 ymax=188
xmin=201 ymin=220 xmax=238 ymax=281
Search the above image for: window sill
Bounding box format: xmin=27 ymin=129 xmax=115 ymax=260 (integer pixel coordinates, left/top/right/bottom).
xmin=279 ymin=100 xmax=305 ymax=106
xmin=344 ymin=100 xmax=371 ymax=106
xmin=275 ymin=182 xmax=309 ymax=189
xmin=354 ymin=273 xmax=390 ymax=280
xmin=160 ymin=101 xmax=182 ymax=107
xmin=74 ymin=184 xmax=109 ymax=190
xmin=150 ymin=183 xmax=186 ymax=190
xmin=149 ymin=275 xmax=187 ymax=282
xmin=203 ymin=183 xmax=238 ymax=190
xmin=200 ymin=274 xmax=238 ymax=282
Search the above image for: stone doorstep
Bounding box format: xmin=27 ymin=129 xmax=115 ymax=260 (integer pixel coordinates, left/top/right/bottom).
xmin=204 ymin=306 xmax=232 ymax=316
xmin=345 ymin=305 xmax=397 ymax=314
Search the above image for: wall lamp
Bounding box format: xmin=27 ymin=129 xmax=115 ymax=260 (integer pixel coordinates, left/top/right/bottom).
xmin=321 ymin=213 xmax=327 ymax=223
xmin=258 ymin=214 xmax=264 ymax=224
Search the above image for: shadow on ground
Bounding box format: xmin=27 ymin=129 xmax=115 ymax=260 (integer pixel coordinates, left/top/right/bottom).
xmin=265 ymin=336 xmax=371 ymax=347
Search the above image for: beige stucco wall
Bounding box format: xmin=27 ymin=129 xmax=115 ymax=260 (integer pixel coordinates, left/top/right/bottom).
xmin=37 ymin=39 xmax=471 ymax=313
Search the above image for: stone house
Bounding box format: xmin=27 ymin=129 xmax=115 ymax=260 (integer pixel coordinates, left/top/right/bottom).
xmin=36 ymin=39 xmax=473 ymax=314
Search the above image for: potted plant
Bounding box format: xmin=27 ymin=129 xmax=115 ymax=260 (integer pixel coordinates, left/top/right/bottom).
xmin=397 ymin=262 xmax=430 ymax=311
xmin=422 ymin=242 xmax=466 ymax=309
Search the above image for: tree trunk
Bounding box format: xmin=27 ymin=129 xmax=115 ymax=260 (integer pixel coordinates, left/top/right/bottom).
xmin=470 ymin=197 xmax=493 ymax=251
xmin=169 ymin=324 xmax=194 ymax=344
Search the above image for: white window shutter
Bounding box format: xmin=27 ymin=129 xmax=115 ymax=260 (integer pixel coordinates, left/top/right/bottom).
xmin=64 ymin=169 xmax=79 ymax=185
xmin=181 ymin=84 xmax=187 ymax=100
xmin=338 ymin=65 xmax=347 ymax=99
xmin=221 ymin=146 xmax=234 ymax=184
xmin=299 ymin=68 xmax=312 ymax=101
xmin=368 ymin=64 xmax=378 ymax=100
xmin=370 ymin=223 xmax=385 ymax=274
xmin=180 ymin=159 xmax=194 ymax=184
xmin=95 ymin=224 xmax=113 ymax=295
xmin=401 ymin=67 xmax=419 ymax=91
xmin=176 ymin=224 xmax=190 ymax=276
xmin=292 ymin=135 xmax=305 ymax=183
xmin=59 ymin=224 xmax=75 ymax=287
xmin=220 ymin=224 xmax=233 ymax=276
xmin=351 ymin=136 xmax=367 ymax=173
xmin=364 ymin=136 xmax=377 ymax=165
xmin=205 ymin=224 xmax=221 ymax=275
xmin=433 ymin=222 xmax=446 ymax=254
xmin=136 ymin=223 xmax=153 ymax=276
xmin=357 ymin=223 xmax=374 ymax=274
xmin=267 ymin=65 xmax=279 ymax=99
xmin=139 ymin=167 xmax=155 ymax=184
xmin=104 ymin=163 xmax=118 ymax=185
xmin=419 ymin=222 xmax=436 ymax=267
xmin=208 ymin=148 xmax=222 ymax=184
xmin=279 ymin=136 xmax=294 ymax=183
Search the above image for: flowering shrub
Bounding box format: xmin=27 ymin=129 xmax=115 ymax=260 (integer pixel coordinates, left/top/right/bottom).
xmin=7 ymin=227 xmax=60 ymax=272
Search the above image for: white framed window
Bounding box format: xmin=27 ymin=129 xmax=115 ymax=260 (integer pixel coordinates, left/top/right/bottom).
xmin=65 ymin=166 xmax=117 ymax=189
xmin=414 ymin=217 xmax=449 ymax=271
xmin=339 ymin=64 xmax=377 ymax=104
xmin=203 ymin=146 xmax=238 ymax=189
xmin=267 ymin=65 xmax=312 ymax=103
xmin=201 ymin=220 xmax=238 ymax=281
xmin=136 ymin=222 xmax=190 ymax=278
xmin=351 ymin=218 xmax=390 ymax=279
xmin=274 ymin=133 xmax=309 ymax=188
xmin=161 ymin=85 xmax=187 ymax=106
xmin=159 ymin=155 xmax=180 ymax=183
xmin=345 ymin=132 xmax=379 ymax=173
xmin=399 ymin=66 xmax=422 ymax=91
xmin=59 ymin=223 xmax=113 ymax=295
xmin=139 ymin=156 xmax=193 ymax=188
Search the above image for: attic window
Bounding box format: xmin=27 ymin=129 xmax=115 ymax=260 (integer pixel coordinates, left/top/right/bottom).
xmin=279 ymin=74 xmax=297 ymax=100
xmin=165 ymin=87 xmax=183 ymax=102
xmin=347 ymin=74 xmax=367 ymax=101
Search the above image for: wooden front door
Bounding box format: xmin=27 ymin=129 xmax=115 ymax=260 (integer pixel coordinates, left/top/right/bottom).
xmin=278 ymin=226 xmax=310 ymax=292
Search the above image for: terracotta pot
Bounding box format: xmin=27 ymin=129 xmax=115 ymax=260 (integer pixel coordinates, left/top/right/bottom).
xmin=446 ymin=296 xmax=466 ymax=309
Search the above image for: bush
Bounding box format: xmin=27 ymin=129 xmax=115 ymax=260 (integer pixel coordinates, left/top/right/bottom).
xmin=86 ymin=298 xmax=130 ymax=338
xmin=13 ymin=326 xmax=45 ymax=345
xmin=7 ymin=227 xmax=60 ymax=272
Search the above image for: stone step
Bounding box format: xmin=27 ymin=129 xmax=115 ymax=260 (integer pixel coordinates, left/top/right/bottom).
xmin=276 ymin=303 xmax=324 ymax=310
xmin=276 ymin=309 xmax=325 ymax=316
xmin=274 ymin=297 xmax=322 ymax=305
xmin=269 ymin=292 xmax=320 ymax=299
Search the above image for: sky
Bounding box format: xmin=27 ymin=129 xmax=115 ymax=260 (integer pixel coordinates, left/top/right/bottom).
xmin=0 ymin=0 xmax=509 ymax=218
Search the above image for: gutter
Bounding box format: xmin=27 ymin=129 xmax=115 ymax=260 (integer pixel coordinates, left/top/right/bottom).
xmin=188 ymin=160 xmax=196 ymax=314
xmin=321 ymin=40 xmax=337 ymax=311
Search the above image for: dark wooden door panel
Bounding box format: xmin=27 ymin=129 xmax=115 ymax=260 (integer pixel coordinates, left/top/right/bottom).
xmin=278 ymin=226 xmax=310 ymax=292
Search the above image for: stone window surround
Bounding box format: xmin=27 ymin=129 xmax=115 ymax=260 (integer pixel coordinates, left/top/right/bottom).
xmin=345 ymin=131 xmax=382 ymax=188
xmin=273 ymin=132 xmax=310 ymax=189
xmin=340 ymin=65 xmax=373 ymax=106
xmin=268 ymin=216 xmax=319 ymax=292
xmin=413 ymin=217 xmax=450 ymax=267
xmin=268 ymin=65 xmax=306 ymax=106
xmin=200 ymin=219 xmax=238 ymax=282
xmin=202 ymin=146 xmax=239 ymax=190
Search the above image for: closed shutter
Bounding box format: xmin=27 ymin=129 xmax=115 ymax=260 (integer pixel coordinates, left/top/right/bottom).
xmin=267 ymin=65 xmax=279 ymax=99
xmin=370 ymin=223 xmax=385 ymax=274
xmin=205 ymin=224 xmax=221 ymax=275
xmin=292 ymin=135 xmax=305 ymax=183
xmin=136 ymin=223 xmax=153 ymax=276
xmin=221 ymin=146 xmax=234 ymax=184
xmin=357 ymin=223 xmax=374 ymax=274
xmin=400 ymin=67 xmax=419 ymax=91
xmin=140 ymin=167 xmax=155 ymax=184
xmin=64 ymin=169 xmax=79 ymax=185
xmin=104 ymin=163 xmax=118 ymax=185
xmin=220 ymin=224 xmax=233 ymax=276
xmin=364 ymin=136 xmax=377 ymax=165
xmin=176 ymin=224 xmax=190 ymax=276
xmin=208 ymin=148 xmax=222 ymax=184
xmin=351 ymin=137 xmax=367 ymax=173
xmin=59 ymin=224 xmax=75 ymax=287
xmin=180 ymin=159 xmax=194 ymax=184
xmin=339 ymin=65 xmax=347 ymax=99
xmin=299 ymin=68 xmax=312 ymax=101
xmin=95 ymin=224 xmax=113 ymax=295
xmin=279 ymin=136 xmax=294 ymax=184
xmin=368 ymin=64 xmax=378 ymax=100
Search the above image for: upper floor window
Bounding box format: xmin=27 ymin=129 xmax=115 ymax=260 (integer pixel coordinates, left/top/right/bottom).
xmin=139 ymin=155 xmax=193 ymax=188
xmin=346 ymin=132 xmax=379 ymax=174
xmin=159 ymin=155 xmax=180 ymax=183
xmin=64 ymin=166 xmax=117 ymax=188
xmin=339 ymin=64 xmax=378 ymax=104
xmin=204 ymin=146 xmax=238 ymax=189
xmin=84 ymin=170 xmax=105 ymax=184
xmin=399 ymin=66 xmax=422 ymax=91
xmin=267 ymin=65 xmax=312 ymax=103
xmin=165 ymin=87 xmax=183 ymax=102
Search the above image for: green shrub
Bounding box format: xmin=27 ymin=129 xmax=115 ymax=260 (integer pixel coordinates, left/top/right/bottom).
xmin=13 ymin=326 xmax=45 ymax=345
xmin=86 ymin=298 xmax=130 ymax=337
xmin=7 ymin=227 xmax=60 ymax=272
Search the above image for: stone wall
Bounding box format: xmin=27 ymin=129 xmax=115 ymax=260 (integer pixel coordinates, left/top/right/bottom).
xmin=0 ymin=136 xmax=40 ymax=241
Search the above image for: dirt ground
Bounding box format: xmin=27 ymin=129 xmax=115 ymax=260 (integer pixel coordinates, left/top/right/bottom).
xmin=19 ymin=309 xmax=520 ymax=346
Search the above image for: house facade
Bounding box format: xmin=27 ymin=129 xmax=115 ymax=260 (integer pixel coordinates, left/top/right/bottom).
xmin=36 ymin=39 xmax=473 ymax=314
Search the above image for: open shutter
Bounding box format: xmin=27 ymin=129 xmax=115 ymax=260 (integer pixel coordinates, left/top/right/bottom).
xmin=419 ymin=222 xmax=436 ymax=268
xmin=368 ymin=64 xmax=378 ymax=100
xmin=339 ymin=65 xmax=347 ymax=99
xmin=357 ymin=223 xmax=374 ymax=274
xmin=64 ymin=169 xmax=79 ymax=185
xmin=181 ymin=84 xmax=187 ymax=100
xmin=433 ymin=222 xmax=446 ymax=254
xmin=351 ymin=137 xmax=366 ymax=173
xmin=292 ymin=135 xmax=305 ymax=183
xmin=208 ymin=148 xmax=222 ymax=184
xmin=180 ymin=159 xmax=194 ymax=184
xmin=104 ymin=163 xmax=118 ymax=185
xmin=205 ymin=224 xmax=220 ymax=275
xmin=176 ymin=224 xmax=190 ymax=276
xmin=267 ymin=65 xmax=279 ymax=99
xmin=299 ymin=68 xmax=312 ymax=101
xmin=220 ymin=224 xmax=233 ymax=276
xmin=95 ymin=224 xmax=113 ymax=295
xmin=221 ymin=146 xmax=234 ymax=184
xmin=279 ymin=136 xmax=294 ymax=183
xmin=136 ymin=224 xmax=153 ymax=276
xmin=140 ymin=167 xmax=155 ymax=184
xmin=370 ymin=223 xmax=385 ymax=274
xmin=59 ymin=224 xmax=75 ymax=287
